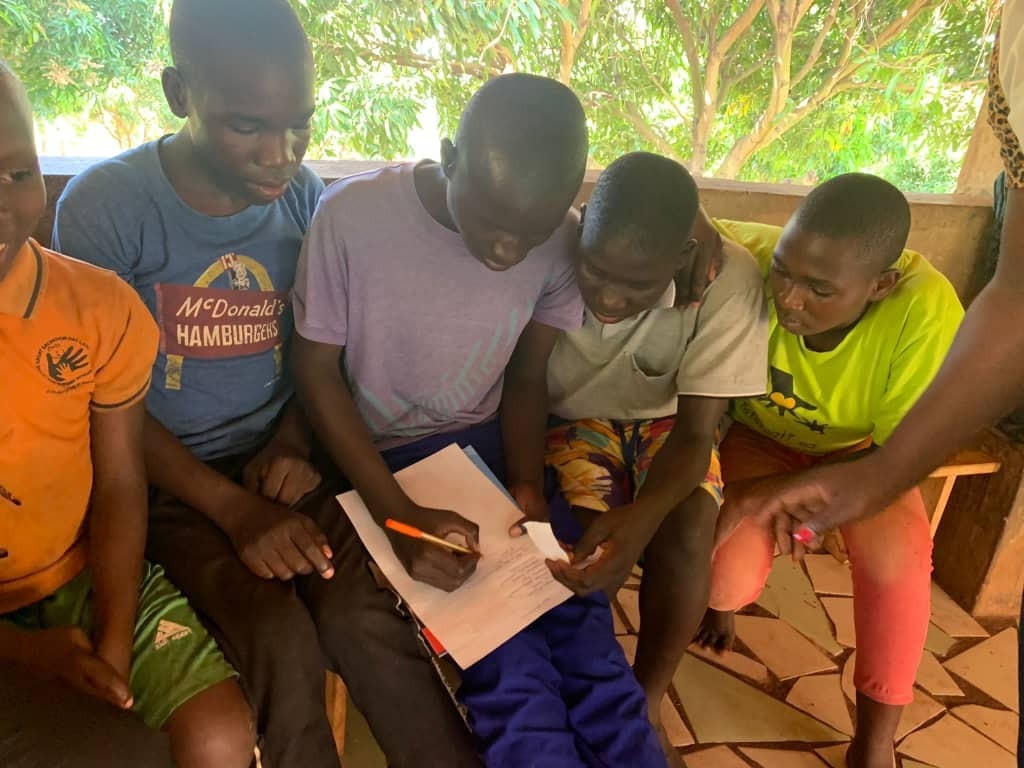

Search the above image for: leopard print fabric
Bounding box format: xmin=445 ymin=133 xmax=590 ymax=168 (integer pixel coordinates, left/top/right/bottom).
xmin=989 ymin=36 xmax=1024 ymax=189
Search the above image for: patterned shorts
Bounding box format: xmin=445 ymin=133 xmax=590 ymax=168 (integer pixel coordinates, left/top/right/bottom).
xmin=545 ymin=416 xmax=723 ymax=513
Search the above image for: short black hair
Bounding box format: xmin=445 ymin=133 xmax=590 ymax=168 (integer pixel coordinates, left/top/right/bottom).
xmin=455 ymin=73 xmax=588 ymax=206
xmin=583 ymin=152 xmax=699 ymax=261
xmin=169 ymin=0 xmax=310 ymax=79
xmin=793 ymin=173 xmax=910 ymax=270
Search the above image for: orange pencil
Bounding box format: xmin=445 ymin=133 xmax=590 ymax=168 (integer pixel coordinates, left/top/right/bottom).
xmin=384 ymin=518 xmax=477 ymax=556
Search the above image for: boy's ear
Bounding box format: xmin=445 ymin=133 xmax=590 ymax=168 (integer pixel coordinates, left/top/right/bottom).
xmin=161 ymin=67 xmax=189 ymax=119
xmin=577 ymin=203 xmax=587 ymax=237
xmin=440 ymin=139 xmax=457 ymax=179
xmin=869 ymin=269 xmax=900 ymax=302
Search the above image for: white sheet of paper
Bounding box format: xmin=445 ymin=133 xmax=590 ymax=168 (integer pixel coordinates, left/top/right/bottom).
xmin=522 ymin=521 xmax=570 ymax=563
xmin=336 ymin=444 xmax=573 ymax=667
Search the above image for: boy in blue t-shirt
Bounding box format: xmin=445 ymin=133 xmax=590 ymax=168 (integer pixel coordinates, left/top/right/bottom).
xmin=53 ymin=1 xmax=480 ymax=766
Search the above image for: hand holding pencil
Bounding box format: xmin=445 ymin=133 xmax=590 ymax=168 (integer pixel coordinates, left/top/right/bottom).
xmin=383 ymin=504 xmax=481 ymax=592
xmin=386 ymin=518 xmax=478 ymax=556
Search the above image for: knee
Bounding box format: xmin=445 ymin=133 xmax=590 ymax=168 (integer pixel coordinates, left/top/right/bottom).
xmin=168 ymin=680 xmax=256 ymax=768
xmin=233 ymin=580 xmax=321 ymax=651
xmin=80 ymin=718 xmax=174 ymax=768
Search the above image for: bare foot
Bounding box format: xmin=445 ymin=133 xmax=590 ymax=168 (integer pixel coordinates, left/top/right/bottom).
xmin=694 ymin=608 xmax=735 ymax=654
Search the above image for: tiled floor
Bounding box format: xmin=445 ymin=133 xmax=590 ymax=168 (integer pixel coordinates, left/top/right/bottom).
xmin=340 ymin=554 xmax=1019 ymax=767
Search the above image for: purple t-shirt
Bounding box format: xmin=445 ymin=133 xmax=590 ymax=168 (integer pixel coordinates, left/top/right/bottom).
xmin=294 ymin=163 xmax=583 ymax=447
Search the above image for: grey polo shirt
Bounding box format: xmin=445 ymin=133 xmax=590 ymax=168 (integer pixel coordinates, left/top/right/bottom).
xmin=548 ymin=240 xmax=769 ymax=421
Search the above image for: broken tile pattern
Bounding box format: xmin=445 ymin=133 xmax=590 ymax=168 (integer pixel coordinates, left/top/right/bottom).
xmin=929 ymin=583 xmax=989 ymax=638
xmin=898 ymin=714 xmax=1015 ymax=768
xmin=684 ymin=746 xmax=750 ymax=768
xmin=687 ymin=642 xmax=771 ymax=685
xmin=950 ymin=704 xmax=1018 ymax=753
xmin=740 ymin=747 xmax=830 ymax=767
xmin=821 ymin=597 xmax=856 ymax=648
xmin=924 ymin=622 xmax=957 ymax=658
xmin=944 ymin=628 xmax=1019 ymax=712
xmin=915 ymin=651 xmax=963 ymax=698
xmin=339 ymin=572 xmax=1018 ymax=767
xmin=804 ymin=555 xmax=854 ymax=596
xmin=674 ymin=654 xmax=846 ymax=744
xmin=616 ymin=587 xmax=641 ymax=633
xmin=617 ymin=633 xmax=638 ymax=665
xmin=895 ymin=688 xmax=946 ymax=742
xmin=786 ymin=674 xmax=855 ymax=736
xmin=815 ymin=744 xmax=847 ymax=768
xmin=660 ymin=694 xmax=695 ymax=748
xmin=757 ymin=556 xmax=844 ymax=656
xmin=734 ymin=615 xmax=838 ymax=680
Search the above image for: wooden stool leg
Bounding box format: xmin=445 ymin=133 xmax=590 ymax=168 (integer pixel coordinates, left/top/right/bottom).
xmin=325 ymin=672 xmax=347 ymax=759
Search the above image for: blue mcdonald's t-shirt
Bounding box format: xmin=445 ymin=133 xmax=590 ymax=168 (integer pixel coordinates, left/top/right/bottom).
xmin=53 ymin=139 xmax=324 ymax=460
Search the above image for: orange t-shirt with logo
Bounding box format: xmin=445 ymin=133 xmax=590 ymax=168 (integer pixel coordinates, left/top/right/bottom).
xmin=0 ymin=239 xmax=158 ymax=613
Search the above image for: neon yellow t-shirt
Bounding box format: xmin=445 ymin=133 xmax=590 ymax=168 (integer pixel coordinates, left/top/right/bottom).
xmin=713 ymin=219 xmax=964 ymax=455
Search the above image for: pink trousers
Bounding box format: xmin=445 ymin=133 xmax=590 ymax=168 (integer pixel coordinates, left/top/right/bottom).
xmin=709 ymin=425 xmax=933 ymax=706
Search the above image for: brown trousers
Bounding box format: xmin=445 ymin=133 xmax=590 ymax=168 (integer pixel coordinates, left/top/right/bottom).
xmin=0 ymin=661 xmax=174 ymax=768
xmin=147 ymin=457 xmax=481 ymax=768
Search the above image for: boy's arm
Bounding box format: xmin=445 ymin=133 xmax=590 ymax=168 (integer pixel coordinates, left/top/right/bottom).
xmin=144 ymin=415 xmax=333 ymax=581
xmin=241 ymin=398 xmax=322 ymax=505
xmin=88 ymin=400 xmax=147 ymax=697
xmin=292 ymin=334 xmax=480 ymax=592
xmin=550 ymin=396 xmax=726 ymax=596
xmin=502 ymin=320 xmax=560 ymax=521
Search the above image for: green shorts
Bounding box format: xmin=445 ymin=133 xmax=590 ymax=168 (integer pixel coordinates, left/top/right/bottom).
xmin=0 ymin=561 xmax=237 ymax=729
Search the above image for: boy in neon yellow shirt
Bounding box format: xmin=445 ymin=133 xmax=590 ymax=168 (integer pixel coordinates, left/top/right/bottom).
xmin=694 ymin=174 xmax=962 ymax=768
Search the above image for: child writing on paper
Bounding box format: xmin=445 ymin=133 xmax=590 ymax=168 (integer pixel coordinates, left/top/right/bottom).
xmin=540 ymin=152 xmax=767 ymax=760
xmin=0 ymin=62 xmax=253 ymax=768
xmin=696 ymin=175 xmax=963 ymax=768
xmin=293 ymin=75 xmax=678 ymax=767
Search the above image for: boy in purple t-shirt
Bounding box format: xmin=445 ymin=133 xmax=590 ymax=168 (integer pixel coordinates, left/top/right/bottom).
xmin=293 ymin=74 xmax=665 ymax=767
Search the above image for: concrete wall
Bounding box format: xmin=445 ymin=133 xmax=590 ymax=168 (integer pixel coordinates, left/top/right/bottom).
xmin=37 ymin=159 xmax=996 ymax=303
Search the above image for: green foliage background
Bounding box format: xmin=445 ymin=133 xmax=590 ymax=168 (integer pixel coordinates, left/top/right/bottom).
xmin=0 ymin=0 xmax=998 ymax=192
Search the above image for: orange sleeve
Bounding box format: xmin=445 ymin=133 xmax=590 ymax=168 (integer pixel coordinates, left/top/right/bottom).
xmin=91 ymin=276 xmax=159 ymax=410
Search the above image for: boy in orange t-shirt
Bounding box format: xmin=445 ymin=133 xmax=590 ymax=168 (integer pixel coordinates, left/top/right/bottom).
xmin=0 ymin=63 xmax=253 ymax=768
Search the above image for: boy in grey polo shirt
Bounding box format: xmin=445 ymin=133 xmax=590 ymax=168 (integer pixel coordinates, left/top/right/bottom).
xmin=543 ymin=152 xmax=767 ymax=755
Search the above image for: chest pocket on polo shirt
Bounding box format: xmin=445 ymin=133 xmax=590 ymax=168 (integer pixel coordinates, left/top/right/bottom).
xmin=627 ymin=311 xmax=690 ymax=379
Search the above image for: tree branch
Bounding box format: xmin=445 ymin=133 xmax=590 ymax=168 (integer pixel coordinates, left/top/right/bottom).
xmin=353 ymin=47 xmax=502 ymax=80
xmin=664 ymin=0 xmax=704 ymax=109
xmin=792 ymin=0 xmax=841 ymax=88
xmin=615 ymin=102 xmax=686 ymax=163
xmin=714 ymin=0 xmax=767 ymax=58
xmin=611 ymin=20 xmax=690 ymax=128
xmin=558 ymin=0 xmax=593 ymax=84
xmin=869 ymin=0 xmax=937 ymax=50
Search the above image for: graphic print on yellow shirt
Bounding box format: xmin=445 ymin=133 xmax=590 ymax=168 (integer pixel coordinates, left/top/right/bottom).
xmin=714 ymin=219 xmax=964 ymax=456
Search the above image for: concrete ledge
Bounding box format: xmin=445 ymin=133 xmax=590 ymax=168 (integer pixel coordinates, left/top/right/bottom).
xmin=38 ymin=157 xmax=995 ymax=302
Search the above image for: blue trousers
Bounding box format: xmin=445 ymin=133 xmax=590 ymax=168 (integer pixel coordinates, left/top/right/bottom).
xmin=382 ymin=422 xmax=665 ymax=768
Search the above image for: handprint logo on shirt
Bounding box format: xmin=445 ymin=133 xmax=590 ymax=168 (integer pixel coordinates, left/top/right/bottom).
xmin=35 ymin=336 xmax=92 ymax=391
xmin=46 ymin=344 xmax=89 ymax=383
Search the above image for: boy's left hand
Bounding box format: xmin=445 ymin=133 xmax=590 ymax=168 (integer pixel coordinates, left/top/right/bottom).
xmin=243 ymin=444 xmax=322 ymax=506
xmin=547 ymin=505 xmax=657 ymax=596
xmin=507 ymin=482 xmax=550 ymax=537
xmin=94 ymin=631 xmax=133 ymax=700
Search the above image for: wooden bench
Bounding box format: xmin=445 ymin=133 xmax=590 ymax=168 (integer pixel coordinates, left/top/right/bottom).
xmin=920 ymin=448 xmax=1002 ymax=537
xmin=824 ymin=444 xmax=1002 ymax=564
xmin=326 ymin=672 xmax=347 ymax=758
